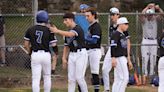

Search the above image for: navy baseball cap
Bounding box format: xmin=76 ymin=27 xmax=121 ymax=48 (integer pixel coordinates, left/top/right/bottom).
xmin=36 ymin=10 xmax=49 ymax=23
xmin=79 ymin=4 xmax=89 ymax=10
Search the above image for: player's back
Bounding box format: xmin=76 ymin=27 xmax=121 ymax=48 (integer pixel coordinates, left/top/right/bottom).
xmin=26 ymin=25 xmax=51 ymax=51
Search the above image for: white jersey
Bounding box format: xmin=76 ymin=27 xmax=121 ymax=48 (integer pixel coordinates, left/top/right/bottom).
xmin=142 ymin=18 xmax=157 ymax=39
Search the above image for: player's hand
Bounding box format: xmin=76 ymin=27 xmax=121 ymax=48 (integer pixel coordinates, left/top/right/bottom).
xmin=155 ymin=5 xmax=160 ymax=11
xmin=112 ymin=57 xmax=117 ymax=68
xmin=147 ymin=3 xmax=155 ymax=9
xmin=62 ymin=58 xmax=67 ymax=70
xmin=49 ymin=25 xmax=59 ymax=33
xmin=127 ymin=56 xmax=133 ymax=70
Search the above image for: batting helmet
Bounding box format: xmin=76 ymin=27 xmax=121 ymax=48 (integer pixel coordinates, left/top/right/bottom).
xmin=36 ymin=10 xmax=49 ymax=23
xmin=128 ymin=75 xmax=135 ymax=85
xmin=151 ymin=76 xmax=159 ymax=86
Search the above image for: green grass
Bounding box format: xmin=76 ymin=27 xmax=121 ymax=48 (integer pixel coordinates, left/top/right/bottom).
xmin=0 ymin=86 xmax=149 ymax=92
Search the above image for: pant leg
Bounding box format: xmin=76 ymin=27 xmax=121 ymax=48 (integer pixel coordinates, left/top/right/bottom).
xmin=42 ymin=52 xmax=51 ymax=92
xmin=88 ymin=49 xmax=102 ymax=74
xmin=158 ymin=57 xmax=164 ymax=92
xmin=150 ymin=40 xmax=157 ymax=76
xmin=76 ymin=49 xmax=88 ymax=92
xmin=68 ymin=53 xmax=76 ymax=92
xmin=112 ymin=56 xmax=129 ymax=92
xmin=88 ymin=49 xmax=102 ymax=92
xmin=31 ymin=52 xmax=42 ymax=92
xmin=102 ymin=47 xmax=112 ymax=91
xmin=141 ymin=39 xmax=149 ymax=76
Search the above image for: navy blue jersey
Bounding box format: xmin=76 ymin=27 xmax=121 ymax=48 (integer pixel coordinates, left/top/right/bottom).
xmin=24 ymin=25 xmax=57 ymax=52
xmin=64 ymin=25 xmax=85 ymax=51
xmin=158 ymin=32 xmax=164 ymax=57
xmin=0 ymin=16 xmax=5 ymax=36
xmin=86 ymin=21 xmax=102 ymax=49
xmin=111 ymin=30 xmax=128 ymax=57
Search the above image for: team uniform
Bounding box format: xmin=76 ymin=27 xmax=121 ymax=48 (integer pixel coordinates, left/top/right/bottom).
xmin=158 ymin=32 xmax=164 ymax=92
xmin=64 ymin=25 xmax=88 ymax=92
xmin=102 ymin=24 xmax=130 ymax=91
xmin=24 ymin=10 xmax=57 ymax=92
xmin=111 ymin=30 xmax=129 ymax=92
xmin=141 ymin=17 xmax=158 ymax=76
xmin=86 ymin=20 xmax=102 ymax=92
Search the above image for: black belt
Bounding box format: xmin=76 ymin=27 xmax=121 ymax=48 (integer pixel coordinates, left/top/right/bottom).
xmin=144 ymin=37 xmax=156 ymax=40
xmin=86 ymin=47 xmax=100 ymax=50
xmin=33 ymin=50 xmax=49 ymax=52
xmin=70 ymin=48 xmax=84 ymax=52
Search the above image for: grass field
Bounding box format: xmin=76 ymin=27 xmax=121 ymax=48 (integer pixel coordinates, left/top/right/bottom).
xmin=0 ymin=85 xmax=157 ymax=92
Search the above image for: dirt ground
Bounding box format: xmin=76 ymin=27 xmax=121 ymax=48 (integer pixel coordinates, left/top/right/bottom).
xmin=51 ymin=74 xmax=158 ymax=92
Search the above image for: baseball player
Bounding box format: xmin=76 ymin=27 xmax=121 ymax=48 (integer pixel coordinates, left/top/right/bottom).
xmin=24 ymin=10 xmax=57 ymax=92
xmin=102 ymin=7 xmax=132 ymax=92
xmin=111 ymin=17 xmax=130 ymax=92
xmin=158 ymin=29 xmax=164 ymax=92
xmin=74 ymin=4 xmax=90 ymax=92
xmin=85 ymin=9 xmax=102 ymax=92
xmin=102 ymin=7 xmax=120 ymax=92
xmin=140 ymin=3 xmax=163 ymax=84
xmin=49 ymin=13 xmax=88 ymax=92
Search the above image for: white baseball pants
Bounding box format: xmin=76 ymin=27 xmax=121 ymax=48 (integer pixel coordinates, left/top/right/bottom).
xmin=68 ymin=49 xmax=88 ymax=92
xmin=112 ymin=56 xmax=129 ymax=92
xmin=87 ymin=48 xmax=102 ymax=74
xmin=158 ymin=56 xmax=164 ymax=92
xmin=102 ymin=47 xmax=112 ymax=91
xmin=141 ymin=38 xmax=157 ymax=76
xmin=31 ymin=51 xmax=51 ymax=92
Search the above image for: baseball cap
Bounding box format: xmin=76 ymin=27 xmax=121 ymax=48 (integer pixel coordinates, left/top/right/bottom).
xmin=117 ymin=17 xmax=129 ymax=25
xmin=110 ymin=7 xmax=119 ymax=14
xmin=63 ymin=13 xmax=75 ymax=20
xmin=79 ymin=4 xmax=89 ymax=10
xmin=146 ymin=9 xmax=155 ymax=14
xmin=36 ymin=10 xmax=49 ymax=23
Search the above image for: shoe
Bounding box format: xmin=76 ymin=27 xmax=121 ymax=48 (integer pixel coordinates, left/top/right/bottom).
xmin=51 ymin=70 xmax=55 ymax=75
xmin=0 ymin=62 xmax=6 ymax=67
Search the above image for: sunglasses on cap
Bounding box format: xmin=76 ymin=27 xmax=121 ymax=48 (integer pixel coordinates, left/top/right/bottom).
xmin=124 ymin=23 xmax=129 ymax=25
xmin=110 ymin=13 xmax=119 ymax=16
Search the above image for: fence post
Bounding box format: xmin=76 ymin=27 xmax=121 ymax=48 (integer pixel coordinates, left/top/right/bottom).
xmin=108 ymin=14 xmax=111 ymax=46
xmin=32 ymin=0 xmax=38 ymax=25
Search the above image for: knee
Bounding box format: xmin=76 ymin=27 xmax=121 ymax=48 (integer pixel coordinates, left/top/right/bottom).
xmin=76 ymin=77 xmax=85 ymax=84
xmin=43 ymin=74 xmax=51 ymax=79
xmin=118 ymin=76 xmax=129 ymax=84
xmin=68 ymin=79 xmax=76 ymax=84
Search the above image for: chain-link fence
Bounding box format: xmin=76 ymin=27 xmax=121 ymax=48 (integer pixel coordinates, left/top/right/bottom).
xmin=0 ymin=11 xmax=164 ymax=88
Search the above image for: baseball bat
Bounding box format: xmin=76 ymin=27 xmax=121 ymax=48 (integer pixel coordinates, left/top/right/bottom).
xmin=137 ymin=57 xmax=142 ymax=85
xmin=132 ymin=54 xmax=141 ymax=86
xmin=19 ymin=45 xmax=29 ymax=54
